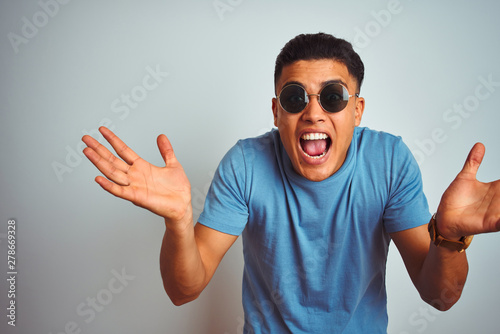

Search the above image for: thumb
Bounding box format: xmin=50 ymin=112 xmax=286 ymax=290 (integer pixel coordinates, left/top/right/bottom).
xmin=460 ymin=142 xmax=485 ymax=178
xmin=157 ymin=134 xmax=177 ymax=166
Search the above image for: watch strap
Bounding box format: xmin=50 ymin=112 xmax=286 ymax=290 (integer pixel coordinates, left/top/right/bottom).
xmin=428 ymin=214 xmax=473 ymax=253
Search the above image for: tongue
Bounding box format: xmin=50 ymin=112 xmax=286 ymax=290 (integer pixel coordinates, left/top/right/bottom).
xmin=301 ymin=139 xmax=327 ymax=156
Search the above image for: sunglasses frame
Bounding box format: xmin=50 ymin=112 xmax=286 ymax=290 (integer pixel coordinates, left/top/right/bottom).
xmin=277 ymin=83 xmax=359 ymax=114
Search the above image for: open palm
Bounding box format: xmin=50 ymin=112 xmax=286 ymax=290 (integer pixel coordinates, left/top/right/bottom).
xmin=437 ymin=143 xmax=500 ymax=239
xmin=82 ymin=127 xmax=192 ymax=224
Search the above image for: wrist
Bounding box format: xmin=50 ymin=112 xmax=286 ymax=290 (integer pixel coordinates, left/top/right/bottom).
xmin=164 ymin=208 xmax=194 ymax=235
xmin=433 ymin=212 xmax=462 ymax=241
xmin=428 ymin=213 xmax=473 ymax=253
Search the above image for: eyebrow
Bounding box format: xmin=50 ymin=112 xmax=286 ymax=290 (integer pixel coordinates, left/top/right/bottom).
xmin=323 ymin=79 xmax=349 ymax=88
xmin=281 ymin=79 xmax=349 ymax=91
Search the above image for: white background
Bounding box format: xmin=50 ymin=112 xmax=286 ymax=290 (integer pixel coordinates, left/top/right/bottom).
xmin=1 ymin=0 xmax=500 ymax=333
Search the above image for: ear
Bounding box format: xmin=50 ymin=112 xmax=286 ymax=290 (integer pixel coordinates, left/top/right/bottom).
xmin=354 ymin=97 xmax=365 ymax=126
xmin=272 ymin=97 xmax=279 ymax=127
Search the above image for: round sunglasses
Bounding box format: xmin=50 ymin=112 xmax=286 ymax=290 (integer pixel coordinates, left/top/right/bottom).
xmin=277 ymin=83 xmax=359 ymax=114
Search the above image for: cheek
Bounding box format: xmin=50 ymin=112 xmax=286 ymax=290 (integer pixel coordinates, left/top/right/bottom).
xmin=335 ymin=108 xmax=358 ymax=128
xmin=276 ymin=119 xmax=299 ymax=152
xmin=275 ymin=112 xmax=297 ymax=131
xmin=330 ymin=115 xmax=356 ymax=143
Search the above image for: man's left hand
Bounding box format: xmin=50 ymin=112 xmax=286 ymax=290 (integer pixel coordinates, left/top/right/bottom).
xmin=436 ymin=143 xmax=500 ymax=240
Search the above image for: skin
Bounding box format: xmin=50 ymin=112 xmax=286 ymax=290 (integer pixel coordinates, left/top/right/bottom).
xmin=82 ymin=127 xmax=238 ymax=305
xmin=82 ymin=59 xmax=500 ymax=312
xmin=391 ymin=143 xmax=500 ymax=310
xmin=272 ymin=59 xmax=365 ymax=182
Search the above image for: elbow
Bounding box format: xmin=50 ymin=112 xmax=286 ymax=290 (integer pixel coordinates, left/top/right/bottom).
xmin=420 ymin=289 xmax=463 ymax=312
xmin=164 ymin=284 xmax=202 ymax=306
xmin=427 ymin=299 xmax=456 ymax=312
xmin=168 ymin=292 xmax=200 ymax=306
xmin=416 ymin=273 xmax=467 ymax=312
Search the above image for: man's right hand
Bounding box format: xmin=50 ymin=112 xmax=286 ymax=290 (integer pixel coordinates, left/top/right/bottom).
xmin=83 ymin=126 xmax=238 ymax=305
xmin=82 ymin=126 xmax=193 ymax=228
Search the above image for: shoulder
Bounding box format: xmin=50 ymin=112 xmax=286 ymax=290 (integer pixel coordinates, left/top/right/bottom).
xmin=224 ymin=129 xmax=279 ymax=163
xmin=352 ymin=127 xmax=420 ymax=183
xmin=354 ymin=127 xmax=412 ymax=159
xmin=235 ymin=129 xmax=279 ymax=151
xmin=217 ymin=129 xmax=279 ymax=173
xmin=355 ymin=127 xmax=404 ymax=147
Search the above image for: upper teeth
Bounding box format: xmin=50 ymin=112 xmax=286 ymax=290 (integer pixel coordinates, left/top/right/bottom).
xmin=301 ymin=133 xmax=328 ymax=140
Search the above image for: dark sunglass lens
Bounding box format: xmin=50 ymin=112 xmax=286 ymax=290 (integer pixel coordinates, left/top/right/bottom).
xmin=280 ymin=85 xmax=307 ymax=113
xmin=320 ymin=84 xmax=348 ymax=113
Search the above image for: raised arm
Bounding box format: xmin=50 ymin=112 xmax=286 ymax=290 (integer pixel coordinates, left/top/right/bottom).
xmin=82 ymin=127 xmax=192 ymax=221
xmin=392 ymin=142 xmax=500 ymax=311
xmin=82 ymin=127 xmax=237 ymax=305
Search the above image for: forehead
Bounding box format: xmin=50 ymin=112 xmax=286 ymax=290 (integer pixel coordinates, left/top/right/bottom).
xmin=277 ymin=59 xmax=355 ymax=92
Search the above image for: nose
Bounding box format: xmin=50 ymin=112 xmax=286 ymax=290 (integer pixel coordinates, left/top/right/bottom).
xmin=302 ymin=94 xmax=325 ymax=123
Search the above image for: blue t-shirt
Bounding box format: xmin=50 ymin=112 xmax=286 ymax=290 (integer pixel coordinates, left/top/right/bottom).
xmin=198 ymin=127 xmax=430 ymax=333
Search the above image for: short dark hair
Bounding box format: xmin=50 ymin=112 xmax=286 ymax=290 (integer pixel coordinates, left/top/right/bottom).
xmin=274 ymin=33 xmax=364 ymax=93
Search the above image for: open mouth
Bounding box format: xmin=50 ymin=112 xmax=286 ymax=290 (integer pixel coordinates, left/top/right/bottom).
xmin=300 ymin=133 xmax=331 ymax=159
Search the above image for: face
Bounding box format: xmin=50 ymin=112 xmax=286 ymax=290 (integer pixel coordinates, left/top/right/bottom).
xmin=272 ymin=59 xmax=365 ymax=182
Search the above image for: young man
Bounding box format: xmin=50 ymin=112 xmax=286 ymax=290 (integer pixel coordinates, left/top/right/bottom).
xmin=82 ymin=33 xmax=500 ymax=333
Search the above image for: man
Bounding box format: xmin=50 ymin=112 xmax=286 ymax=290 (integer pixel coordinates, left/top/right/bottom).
xmin=82 ymin=33 xmax=500 ymax=333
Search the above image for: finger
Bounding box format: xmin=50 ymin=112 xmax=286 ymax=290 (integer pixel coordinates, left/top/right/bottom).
xmin=99 ymin=126 xmax=140 ymax=165
xmin=83 ymin=147 xmax=130 ymax=186
xmin=82 ymin=134 xmax=130 ymax=173
xmin=460 ymin=142 xmax=485 ymax=178
xmin=157 ymin=134 xmax=177 ymax=166
xmin=95 ymin=176 xmax=135 ymax=201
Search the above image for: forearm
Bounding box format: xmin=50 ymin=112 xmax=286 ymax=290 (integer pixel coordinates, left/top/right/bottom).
xmin=415 ymin=242 xmax=468 ymax=311
xmin=160 ymin=217 xmax=207 ymax=306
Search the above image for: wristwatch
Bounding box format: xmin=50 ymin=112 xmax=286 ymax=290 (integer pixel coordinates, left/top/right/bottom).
xmin=428 ymin=213 xmax=473 ymax=253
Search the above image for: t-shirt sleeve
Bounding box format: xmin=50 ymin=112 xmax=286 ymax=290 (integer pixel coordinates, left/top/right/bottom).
xmin=198 ymin=142 xmax=249 ymax=236
xmin=383 ymin=138 xmax=431 ymax=233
